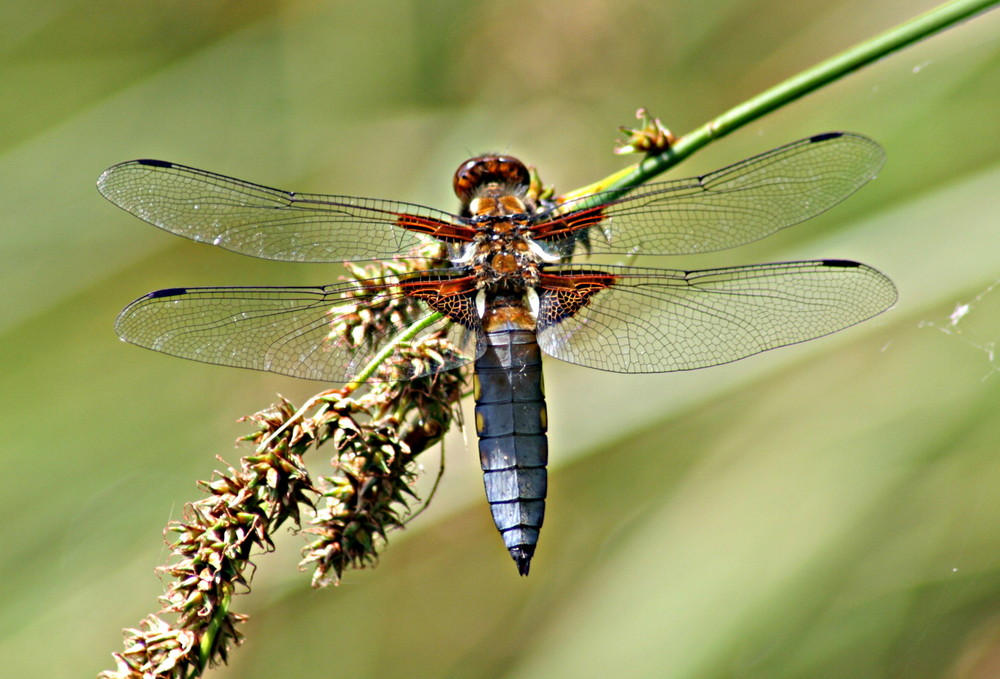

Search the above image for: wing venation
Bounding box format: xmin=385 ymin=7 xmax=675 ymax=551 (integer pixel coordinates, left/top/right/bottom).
xmin=536 ymin=260 xmax=896 ymax=372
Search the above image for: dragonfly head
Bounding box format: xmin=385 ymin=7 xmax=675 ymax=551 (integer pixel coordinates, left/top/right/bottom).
xmin=453 ymin=154 xmax=530 ymax=206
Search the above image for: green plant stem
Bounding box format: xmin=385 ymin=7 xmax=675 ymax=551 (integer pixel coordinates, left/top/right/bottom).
xmin=347 ymin=312 xmax=444 ymax=387
xmin=577 ymin=0 xmax=998 ymax=197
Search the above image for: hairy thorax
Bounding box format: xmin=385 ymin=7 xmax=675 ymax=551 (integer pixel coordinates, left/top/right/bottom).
xmin=462 ymin=187 xmax=554 ymax=289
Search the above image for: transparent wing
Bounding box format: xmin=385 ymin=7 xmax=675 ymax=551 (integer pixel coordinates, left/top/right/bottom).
xmin=114 ymin=274 xmax=481 ymax=382
xmin=534 ymin=132 xmax=884 ymax=256
xmin=536 ymin=261 xmax=897 ymax=373
xmin=97 ymin=159 xmax=469 ymax=262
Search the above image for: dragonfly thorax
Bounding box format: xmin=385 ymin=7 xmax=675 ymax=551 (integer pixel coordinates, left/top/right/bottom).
xmin=462 ymin=222 xmax=551 ymax=289
xmin=455 ymin=181 xmax=554 ymax=288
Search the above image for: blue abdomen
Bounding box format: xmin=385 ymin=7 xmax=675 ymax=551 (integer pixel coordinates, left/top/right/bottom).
xmin=474 ymin=326 xmax=548 ymax=576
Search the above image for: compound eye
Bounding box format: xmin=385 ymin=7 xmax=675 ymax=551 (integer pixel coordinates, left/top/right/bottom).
xmin=453 ymin=155 xmax=530 ymax=202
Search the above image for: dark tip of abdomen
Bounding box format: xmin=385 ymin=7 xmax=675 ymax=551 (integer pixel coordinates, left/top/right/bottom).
xmin=510 ymin=545 xmax=535 ymax=576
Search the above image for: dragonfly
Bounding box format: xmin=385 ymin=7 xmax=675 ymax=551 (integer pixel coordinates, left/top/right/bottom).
xmin=98 ymin=132 xmax=897 ymax=576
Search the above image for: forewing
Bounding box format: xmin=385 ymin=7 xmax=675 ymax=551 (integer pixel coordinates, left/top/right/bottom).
xmin=536 ymin=261 xmax=896 ymax=373
xmin=97 ymin=160 xmax=472 ymax=262
xmin=533 ymin=133 xmax=884 ymax=256
xmin=114 ymin=273 xmax=481 ymax=382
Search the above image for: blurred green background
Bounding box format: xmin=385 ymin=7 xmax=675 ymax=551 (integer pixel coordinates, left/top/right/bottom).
xmin=2 ymin=1 xmax=1000 ymax=677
